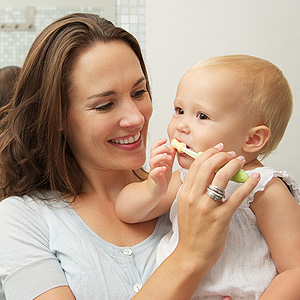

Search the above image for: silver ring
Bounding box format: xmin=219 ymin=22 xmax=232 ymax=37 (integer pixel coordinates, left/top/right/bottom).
xmin=208 ymin=184 xmax=225 ymax=197
xmin=206 ymin=185 xmax=226 ymax=202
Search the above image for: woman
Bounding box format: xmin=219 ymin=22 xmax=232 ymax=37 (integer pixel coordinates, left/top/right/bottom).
xmin=0 ymin=13 xmax=259 ymax=299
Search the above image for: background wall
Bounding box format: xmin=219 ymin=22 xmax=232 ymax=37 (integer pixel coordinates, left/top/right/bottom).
xmin=0 ymin=0 xmax=146 ymax=68
xmin=146 ymin=0 xmax=300 ymax=183
xmin=0 ymin=0 xmax=115 ymax=20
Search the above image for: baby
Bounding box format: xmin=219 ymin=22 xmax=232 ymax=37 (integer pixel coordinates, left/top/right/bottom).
xmin=116 ymin=55 xmax=300 ymax=299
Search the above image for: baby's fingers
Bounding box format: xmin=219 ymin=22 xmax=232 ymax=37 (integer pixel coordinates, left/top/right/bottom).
xmin=150 ymin=139 xmax=174 ymax=158
xmin=149 ymin=166 xmax=168 ymax=187
xmin=149 ymin=153 xmax=174 ymax=170
xmin=151 ymin=138 xmax=168 ymax=149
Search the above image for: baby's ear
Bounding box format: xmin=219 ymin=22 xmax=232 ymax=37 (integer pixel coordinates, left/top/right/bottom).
xmin=243 ymin=125 xmax=270 ymax=153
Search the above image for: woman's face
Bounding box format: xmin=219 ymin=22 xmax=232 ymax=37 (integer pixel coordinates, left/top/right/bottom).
xmin=66 ymin=41 xmax=152 ymax=173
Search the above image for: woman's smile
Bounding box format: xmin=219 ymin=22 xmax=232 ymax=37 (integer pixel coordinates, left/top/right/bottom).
xmin=109 ymin=132 xmax=143 ymax=150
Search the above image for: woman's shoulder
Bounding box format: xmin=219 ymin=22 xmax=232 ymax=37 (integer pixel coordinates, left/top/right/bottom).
xmin=1 ymin=190 xmax=64 ymax=211
xmin=0 ymin=190 xmax=70 ymax=230
xmin=0 ymin=193 xmax=38 ymax=216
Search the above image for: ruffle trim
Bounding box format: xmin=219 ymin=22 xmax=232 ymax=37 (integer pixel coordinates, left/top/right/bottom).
xmin=246 ymin=167 xmax=300 ymax=206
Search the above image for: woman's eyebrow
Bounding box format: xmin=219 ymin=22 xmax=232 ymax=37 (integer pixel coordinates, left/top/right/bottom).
xmin=87 ymin=90 xmax=115 ymax=101
xmin=86 ymin=77 xmax=146 ymax=101
xmin=133 ymin=77 xmax=146 ymax=87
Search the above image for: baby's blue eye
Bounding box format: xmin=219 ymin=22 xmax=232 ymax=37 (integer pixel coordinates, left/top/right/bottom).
xmin=197 ymin=112 xmax=208 ymax=120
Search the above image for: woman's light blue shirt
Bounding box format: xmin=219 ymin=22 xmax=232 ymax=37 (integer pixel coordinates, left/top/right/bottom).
xmin=0 ymin=191 xmax=171 ymax=300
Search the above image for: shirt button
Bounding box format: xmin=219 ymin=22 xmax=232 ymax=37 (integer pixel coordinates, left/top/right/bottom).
xmin=133 ymin=283 xmax=142 ymax=293
xmin=122 ymin=248 xmax=133 ymax=256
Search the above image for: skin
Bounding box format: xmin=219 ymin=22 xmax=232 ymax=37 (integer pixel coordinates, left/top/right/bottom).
xmin=167 ymin=68 xmax=260 ymax=170
xmin=117 ymin=66 xmax=300 ymax=299
xmin=116 ymin=68 xmax=256 ymax=221
xmin=67 ymin=41 xmax=152 ymax=178
xmin=34 ymin=42 xmax=260 ymax=299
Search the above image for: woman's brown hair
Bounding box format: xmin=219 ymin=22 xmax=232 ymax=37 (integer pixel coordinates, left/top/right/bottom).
xmin=0 ymin=66 xmax=21 ymax=109
xmin=0 ymin=13 xmax=151 ymax=200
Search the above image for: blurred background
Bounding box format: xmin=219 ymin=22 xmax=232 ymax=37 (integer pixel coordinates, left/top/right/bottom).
xmin=146 ymin=0 xmax=300 ymax=185
xmin=0 ymin=0 xmax=146 ymax=68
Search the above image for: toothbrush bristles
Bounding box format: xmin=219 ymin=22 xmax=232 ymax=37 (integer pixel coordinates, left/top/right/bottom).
xmin=171 ymin=139 xmax=198 ymax=159
xmin=171 ymin=139 xmax=186 ymax=153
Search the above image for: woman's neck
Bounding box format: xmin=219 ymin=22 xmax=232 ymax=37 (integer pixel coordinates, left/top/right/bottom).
xmin=80 ymin=168 xmax=140 ymax=202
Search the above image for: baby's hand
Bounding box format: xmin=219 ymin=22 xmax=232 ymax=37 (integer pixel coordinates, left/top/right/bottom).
xmin=148 ymin=138 xmax=175 ymax=197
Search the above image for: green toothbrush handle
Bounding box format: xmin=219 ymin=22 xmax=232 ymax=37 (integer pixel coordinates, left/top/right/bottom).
xmin=194 ymin=152 xmax=249 ymax=183
xmin=230 ymin=169 xmax=249 ymax=183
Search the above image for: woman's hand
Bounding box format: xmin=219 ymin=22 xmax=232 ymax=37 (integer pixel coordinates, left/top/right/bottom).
xmin=133 ymin=144 xmax=259 ymax=300
xmin=176 ymin=144 xmax=260 ymax=272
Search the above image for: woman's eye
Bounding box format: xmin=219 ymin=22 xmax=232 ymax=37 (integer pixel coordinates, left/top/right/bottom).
xmin=132 ymin=89 xmax=147 ymax=98
xmin=197 ymin=112 xmax=208 ymax=120
xmin=175 ymin=107 xmax=184 ymax=115
xmin=95 ymin=102 xmax=114 ymax=111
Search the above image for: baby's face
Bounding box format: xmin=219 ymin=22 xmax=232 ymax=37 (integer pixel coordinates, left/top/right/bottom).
xmin=168 ymin=68 xmax=252 ymax=169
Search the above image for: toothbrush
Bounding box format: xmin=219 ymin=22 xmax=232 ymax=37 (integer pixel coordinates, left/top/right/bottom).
xmin=171 ymin=139 xmax=249 ymax=183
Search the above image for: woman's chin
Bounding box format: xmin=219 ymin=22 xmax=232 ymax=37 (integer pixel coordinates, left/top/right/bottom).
xmin=129 ymin=155 xmax=146 ymax=170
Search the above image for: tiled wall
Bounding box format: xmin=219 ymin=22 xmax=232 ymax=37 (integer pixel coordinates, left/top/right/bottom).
xmin=116 ymin=0 xmax=146 ymax=53
xmin=0 ymin=0 xmax=146 ymax=68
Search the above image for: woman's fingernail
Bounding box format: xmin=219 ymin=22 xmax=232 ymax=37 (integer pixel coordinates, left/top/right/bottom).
xmin=251 ymin=173 xmax=261 ymax=180
xmin=214 ymin=143 xmax=224 ymax=150
xmin=228 ymin=151 xmax=236 ymax=156
xmin=236 ymin=155 xmax=246 ymax=162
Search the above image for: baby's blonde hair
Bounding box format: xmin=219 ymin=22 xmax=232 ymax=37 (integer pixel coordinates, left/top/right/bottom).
xmin=191 ymin=55 xmax=293 ymax=159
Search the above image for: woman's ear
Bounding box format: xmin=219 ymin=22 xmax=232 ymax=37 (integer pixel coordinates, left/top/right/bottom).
xmin=243 ymin=125 xmax=271 ymax=153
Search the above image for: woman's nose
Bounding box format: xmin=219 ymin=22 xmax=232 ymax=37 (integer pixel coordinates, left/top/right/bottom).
xmin=119 ymin=100 xmax=145 ymax=128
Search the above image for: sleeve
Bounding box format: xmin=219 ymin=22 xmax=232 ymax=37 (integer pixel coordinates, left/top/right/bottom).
xmin=246 ymin=167 xmax=300 ymax=206
xmin=0 ymin=197 xmax=68 ymax=300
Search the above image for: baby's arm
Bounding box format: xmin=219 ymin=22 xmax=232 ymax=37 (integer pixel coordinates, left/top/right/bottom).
xmin=250 ymin=177 xmax=300 ymax=299
xmin=116 ymin=139 xmax=181 ymax=223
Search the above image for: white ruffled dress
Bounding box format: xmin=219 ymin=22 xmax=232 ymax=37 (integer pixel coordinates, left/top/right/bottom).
xmin=156 ymin=167 xmax=300 ymax=300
